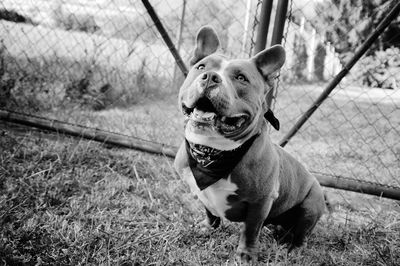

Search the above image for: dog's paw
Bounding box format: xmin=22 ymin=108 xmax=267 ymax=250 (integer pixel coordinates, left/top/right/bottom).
xmin=236 ymin=247 xmax=257 ymax=265
xmin=196 ymin=218 xmax=218 ymax=233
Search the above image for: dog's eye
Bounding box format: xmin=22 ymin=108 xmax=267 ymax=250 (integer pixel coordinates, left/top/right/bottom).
xmin=236 ymin=74 xmax=248 ymax=82
xmin=197 ymin=64 xmax=205 ymax=70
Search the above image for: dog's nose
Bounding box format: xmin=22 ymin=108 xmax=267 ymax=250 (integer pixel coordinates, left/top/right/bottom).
xmin=200 ymin=71 xmax=222 ymax=88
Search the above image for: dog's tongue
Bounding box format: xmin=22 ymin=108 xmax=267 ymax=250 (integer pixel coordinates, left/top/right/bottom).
xmin=192 ymin=108 xmax=216 ymax=122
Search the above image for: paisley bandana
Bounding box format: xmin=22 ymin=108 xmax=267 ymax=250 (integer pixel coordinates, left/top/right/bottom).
xmin=185 ymin=134 xmax=259 ymax=190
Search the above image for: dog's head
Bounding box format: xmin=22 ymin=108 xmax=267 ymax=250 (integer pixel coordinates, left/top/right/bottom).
xmin=179 ymin=26 xmax=285 ymax=151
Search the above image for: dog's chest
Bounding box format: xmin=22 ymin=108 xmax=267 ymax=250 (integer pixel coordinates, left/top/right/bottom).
xmin=182 ymin=167 xmax=237 ymax=219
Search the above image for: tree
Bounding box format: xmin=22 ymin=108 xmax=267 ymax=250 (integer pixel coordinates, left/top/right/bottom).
xmin=313 ymin=0 xmax=400 ymax=63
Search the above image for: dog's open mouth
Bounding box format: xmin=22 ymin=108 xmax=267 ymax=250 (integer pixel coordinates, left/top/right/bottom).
xmin=182 ymin=98 xmax=249 ymax=135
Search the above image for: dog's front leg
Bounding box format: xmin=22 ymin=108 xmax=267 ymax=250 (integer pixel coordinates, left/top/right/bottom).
xmin=236 ymin=198 xmax=274 ymax=263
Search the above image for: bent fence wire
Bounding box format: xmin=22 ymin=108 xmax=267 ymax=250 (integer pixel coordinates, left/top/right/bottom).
xmin=0 ymin=0 xmax=399 ymax=214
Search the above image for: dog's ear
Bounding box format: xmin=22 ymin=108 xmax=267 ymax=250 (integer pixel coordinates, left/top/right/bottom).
xmin=252 ymin=45 xmax=286 ymax=79
xmin=190 ymin=26 xmax=220 ymax=66
xmin=264 ymin=109 xmax=280 ymax=131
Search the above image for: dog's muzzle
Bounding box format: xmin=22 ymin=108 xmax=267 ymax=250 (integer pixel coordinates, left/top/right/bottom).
xmin=182 ymin=97 xmax=250 ymax=136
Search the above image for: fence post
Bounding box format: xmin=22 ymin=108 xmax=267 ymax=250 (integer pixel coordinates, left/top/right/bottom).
xmin=266 ymin=0 xmax=289 ymax=109
xmin=242 ymin=0 xmax=254 ymax=56
xmin=270 ymin=0 xmax=289 ymax=46
xmin=3 ymin=109 xmax=400 ymax=200
xmin=172 ymin=0 xmax=187 ymax=90
xmin=0 ymin=110 xmax=178 ymax=158
xmin=253 ymin=0 xmax=274 ymax=55
xmin=141 ymin=0 xmax=188 ymax=77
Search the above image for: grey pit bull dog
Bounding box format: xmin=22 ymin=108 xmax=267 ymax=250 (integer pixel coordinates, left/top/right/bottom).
xmin=174 ymin=26 xmax=326 ymax=262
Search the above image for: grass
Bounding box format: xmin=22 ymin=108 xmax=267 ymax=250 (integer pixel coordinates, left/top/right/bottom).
xmin=0 ymin=125 xmax=400 ymax=265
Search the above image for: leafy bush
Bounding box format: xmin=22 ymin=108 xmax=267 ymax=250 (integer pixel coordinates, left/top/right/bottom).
xmin=351 ymin=47 xmax=400 ymax=89
xmin=313 ymin=0 xmax=400 ymax=63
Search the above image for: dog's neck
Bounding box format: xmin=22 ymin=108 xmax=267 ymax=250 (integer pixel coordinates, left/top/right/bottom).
xmin=185 ymin=133 xmax=259 ymax=190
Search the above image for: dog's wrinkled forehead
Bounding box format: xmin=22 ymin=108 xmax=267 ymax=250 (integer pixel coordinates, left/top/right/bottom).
xmin=198 ymin=54 xmax=225 ymax=69
xmin=195 ymin=55 xmax=265 ymax=86
xmin=196 ymin=54 xmax=255 ymax=73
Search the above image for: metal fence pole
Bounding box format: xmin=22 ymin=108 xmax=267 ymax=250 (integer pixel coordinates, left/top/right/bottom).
xmin=265 ymin=0 xmax=289 ymax=109
xmin=242 ymin=0 xmax=254 ymax=55
xmin=270 ymin=0 xmax=289 ymax=45
xmin=253 ymin=0 xmax=274 ymax=55
xmin=3 ymin=108 xmax=400 ymax=200
xmin=141 ymin=0 xmax=188 ymax=77
xmin=0 ymin=110 xmax=178 ymax=158
xmin=172 ymin=0 xmax=187 ymax=90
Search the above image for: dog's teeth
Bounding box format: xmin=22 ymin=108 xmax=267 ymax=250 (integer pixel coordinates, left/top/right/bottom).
xmin=236 ymin=118 xmax=245 ymax=127
xmin=192 ymin=108 xmax=216 ymax=121
xmin=193 ymin=108 xmax=204 ymax=116
xmin=202 ymin=112 xmax=215 ymax=119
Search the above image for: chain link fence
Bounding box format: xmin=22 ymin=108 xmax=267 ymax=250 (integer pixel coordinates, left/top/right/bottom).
xmin=0 ymin=0 xmax=261 ymax=146
xmin=1 ymin=0 xmax=399 ymax=215
xmin=271 ymin=0 xmax=400 ymax=213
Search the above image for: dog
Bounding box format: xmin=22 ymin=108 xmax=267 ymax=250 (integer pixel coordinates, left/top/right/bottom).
xmin=174 ymin=26 xmax=326 ymax=262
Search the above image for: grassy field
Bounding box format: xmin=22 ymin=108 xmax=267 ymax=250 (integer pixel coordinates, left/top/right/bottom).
xmin=1 ymin=121 xmax=400 ymax=265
